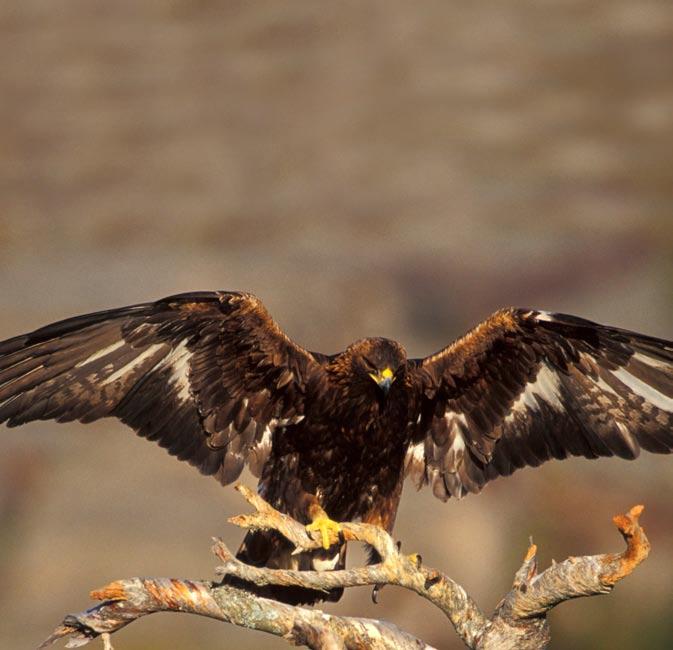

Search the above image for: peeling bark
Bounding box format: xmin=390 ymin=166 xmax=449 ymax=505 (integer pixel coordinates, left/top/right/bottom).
xmin=41 ymin=488 xmax=650 ymax=650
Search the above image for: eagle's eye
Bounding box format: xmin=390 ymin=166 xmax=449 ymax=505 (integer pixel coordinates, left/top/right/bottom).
xmin=362 ymin=357 xmax=378 ymax=372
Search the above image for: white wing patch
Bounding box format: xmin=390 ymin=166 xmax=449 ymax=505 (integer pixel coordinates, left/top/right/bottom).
xmin=508 ymin=377 xmax=542 ymax=417
xmin=594 ymin=373 xmax=621 ymax=399
xmin=404 ymin=439 xmax=427 ymax=488
xmin=75 ymin=340 xmax=126 ymax=367
xmin=535 ymin=364 xmax=564 ymax=410
xmin=633 ymin=351 xmax=672 ymax=371
xmin=505 ymin=362 xmax=564 ymax=423
xmin=247 ymin=424 xmax=274 ymax=477
xmin=449 ymin=428 xmax=466 ymax=454
xmin=445 ymin=412 xmax=467 ymax=453
xmin=257 ymin=425 xmax=272 ymax=449
xmin=167 ymin=340 xmax=192 ymax=402
xmin=100 ymin=343 xmax=165 ymax=386
xmin=612 ymin=367 xmax=673 ymax=411
xmin=407 ymin=440 xmax=425 ymax=466
xmin=75 ymin=339 xmax=126 ymax=368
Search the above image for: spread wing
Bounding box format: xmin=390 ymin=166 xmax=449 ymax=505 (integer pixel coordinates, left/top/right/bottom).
xmin=0 ymin=291 xmax=324 ymax=485
xmin=406 ymin=308 xmax=673 ymax=500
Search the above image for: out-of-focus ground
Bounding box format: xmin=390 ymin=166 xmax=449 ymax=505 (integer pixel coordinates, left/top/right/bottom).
xmin=1 ymin=2 xmax=673 ymax=648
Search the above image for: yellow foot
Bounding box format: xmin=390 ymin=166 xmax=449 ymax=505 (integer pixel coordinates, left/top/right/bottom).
xmin=306 ymin=515 xmax=342 ymax=550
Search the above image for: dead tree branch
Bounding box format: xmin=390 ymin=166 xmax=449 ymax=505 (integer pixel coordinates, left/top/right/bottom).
xmin=41 ymin=486 xmax=650 ymax=650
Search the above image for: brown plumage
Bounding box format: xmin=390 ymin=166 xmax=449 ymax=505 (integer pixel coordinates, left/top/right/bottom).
xmin=2 ymin=292 xmax=673 ymax=604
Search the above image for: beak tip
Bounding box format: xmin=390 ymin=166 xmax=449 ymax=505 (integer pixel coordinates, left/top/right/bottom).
xmin=378 ymin=377 xmax=393 ymax=394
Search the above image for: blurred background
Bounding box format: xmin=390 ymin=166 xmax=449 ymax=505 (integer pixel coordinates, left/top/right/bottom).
xmin=1 ymin=1 xmax=673 ymax=648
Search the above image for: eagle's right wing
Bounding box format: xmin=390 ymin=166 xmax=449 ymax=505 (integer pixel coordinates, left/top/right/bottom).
xmin=406 ymin=308 xmax=673 ymax=499
xmin=0 ymin=291 xmax=325 ymax=484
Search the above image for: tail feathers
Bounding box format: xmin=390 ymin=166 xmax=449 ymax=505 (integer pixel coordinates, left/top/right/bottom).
xmin=226 ymin=529 xmax=346 ymax=605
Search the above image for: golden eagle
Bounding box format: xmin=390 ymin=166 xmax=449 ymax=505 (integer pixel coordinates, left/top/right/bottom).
xmin=2 ymin=291 xmax=673 ymax=603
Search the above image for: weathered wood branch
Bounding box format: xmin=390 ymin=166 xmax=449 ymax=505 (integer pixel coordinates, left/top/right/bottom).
xmin=41 ymin=486 xmax=650 ymax=650
xmin=40 ymin=576 xmax=430 ymax=650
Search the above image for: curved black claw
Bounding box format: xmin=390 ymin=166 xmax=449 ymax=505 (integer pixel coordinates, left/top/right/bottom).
xmin=371 ymin=583 xmax=386 ymax=604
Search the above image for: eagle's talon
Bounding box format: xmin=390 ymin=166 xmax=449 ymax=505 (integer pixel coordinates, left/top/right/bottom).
xmin=306 ymin=515 xmax=342 ymax=550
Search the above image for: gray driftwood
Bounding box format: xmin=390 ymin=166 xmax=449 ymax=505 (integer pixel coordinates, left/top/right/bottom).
xmin=41 ymin=485 xmax=650 ymax=650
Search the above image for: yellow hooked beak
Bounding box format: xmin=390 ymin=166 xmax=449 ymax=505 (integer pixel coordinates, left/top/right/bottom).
xmin=369 ymin=367 xmax=395 ymax=394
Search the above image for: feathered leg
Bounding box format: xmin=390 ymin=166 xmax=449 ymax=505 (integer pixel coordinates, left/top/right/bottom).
xmin=231 ymin=474 xmax=346 ymax=605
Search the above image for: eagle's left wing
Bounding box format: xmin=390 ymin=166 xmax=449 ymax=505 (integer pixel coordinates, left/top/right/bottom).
xmin=406 ymin=308 xmax=673 ymax=500
xmin=0 ymin=291 xmax=325 ymax=485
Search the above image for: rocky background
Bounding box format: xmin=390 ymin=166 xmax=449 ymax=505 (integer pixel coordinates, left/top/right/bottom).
xmin=1 ymin=2 xmax=672 ymax=648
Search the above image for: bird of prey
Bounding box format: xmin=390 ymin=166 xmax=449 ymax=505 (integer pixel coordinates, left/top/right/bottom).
xmin=2 ymin=291 xmax=673 ymax=604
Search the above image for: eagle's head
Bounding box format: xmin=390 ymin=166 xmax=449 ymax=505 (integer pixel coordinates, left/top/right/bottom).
xmin=336 ymin=337 xmax=408 ymax=400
